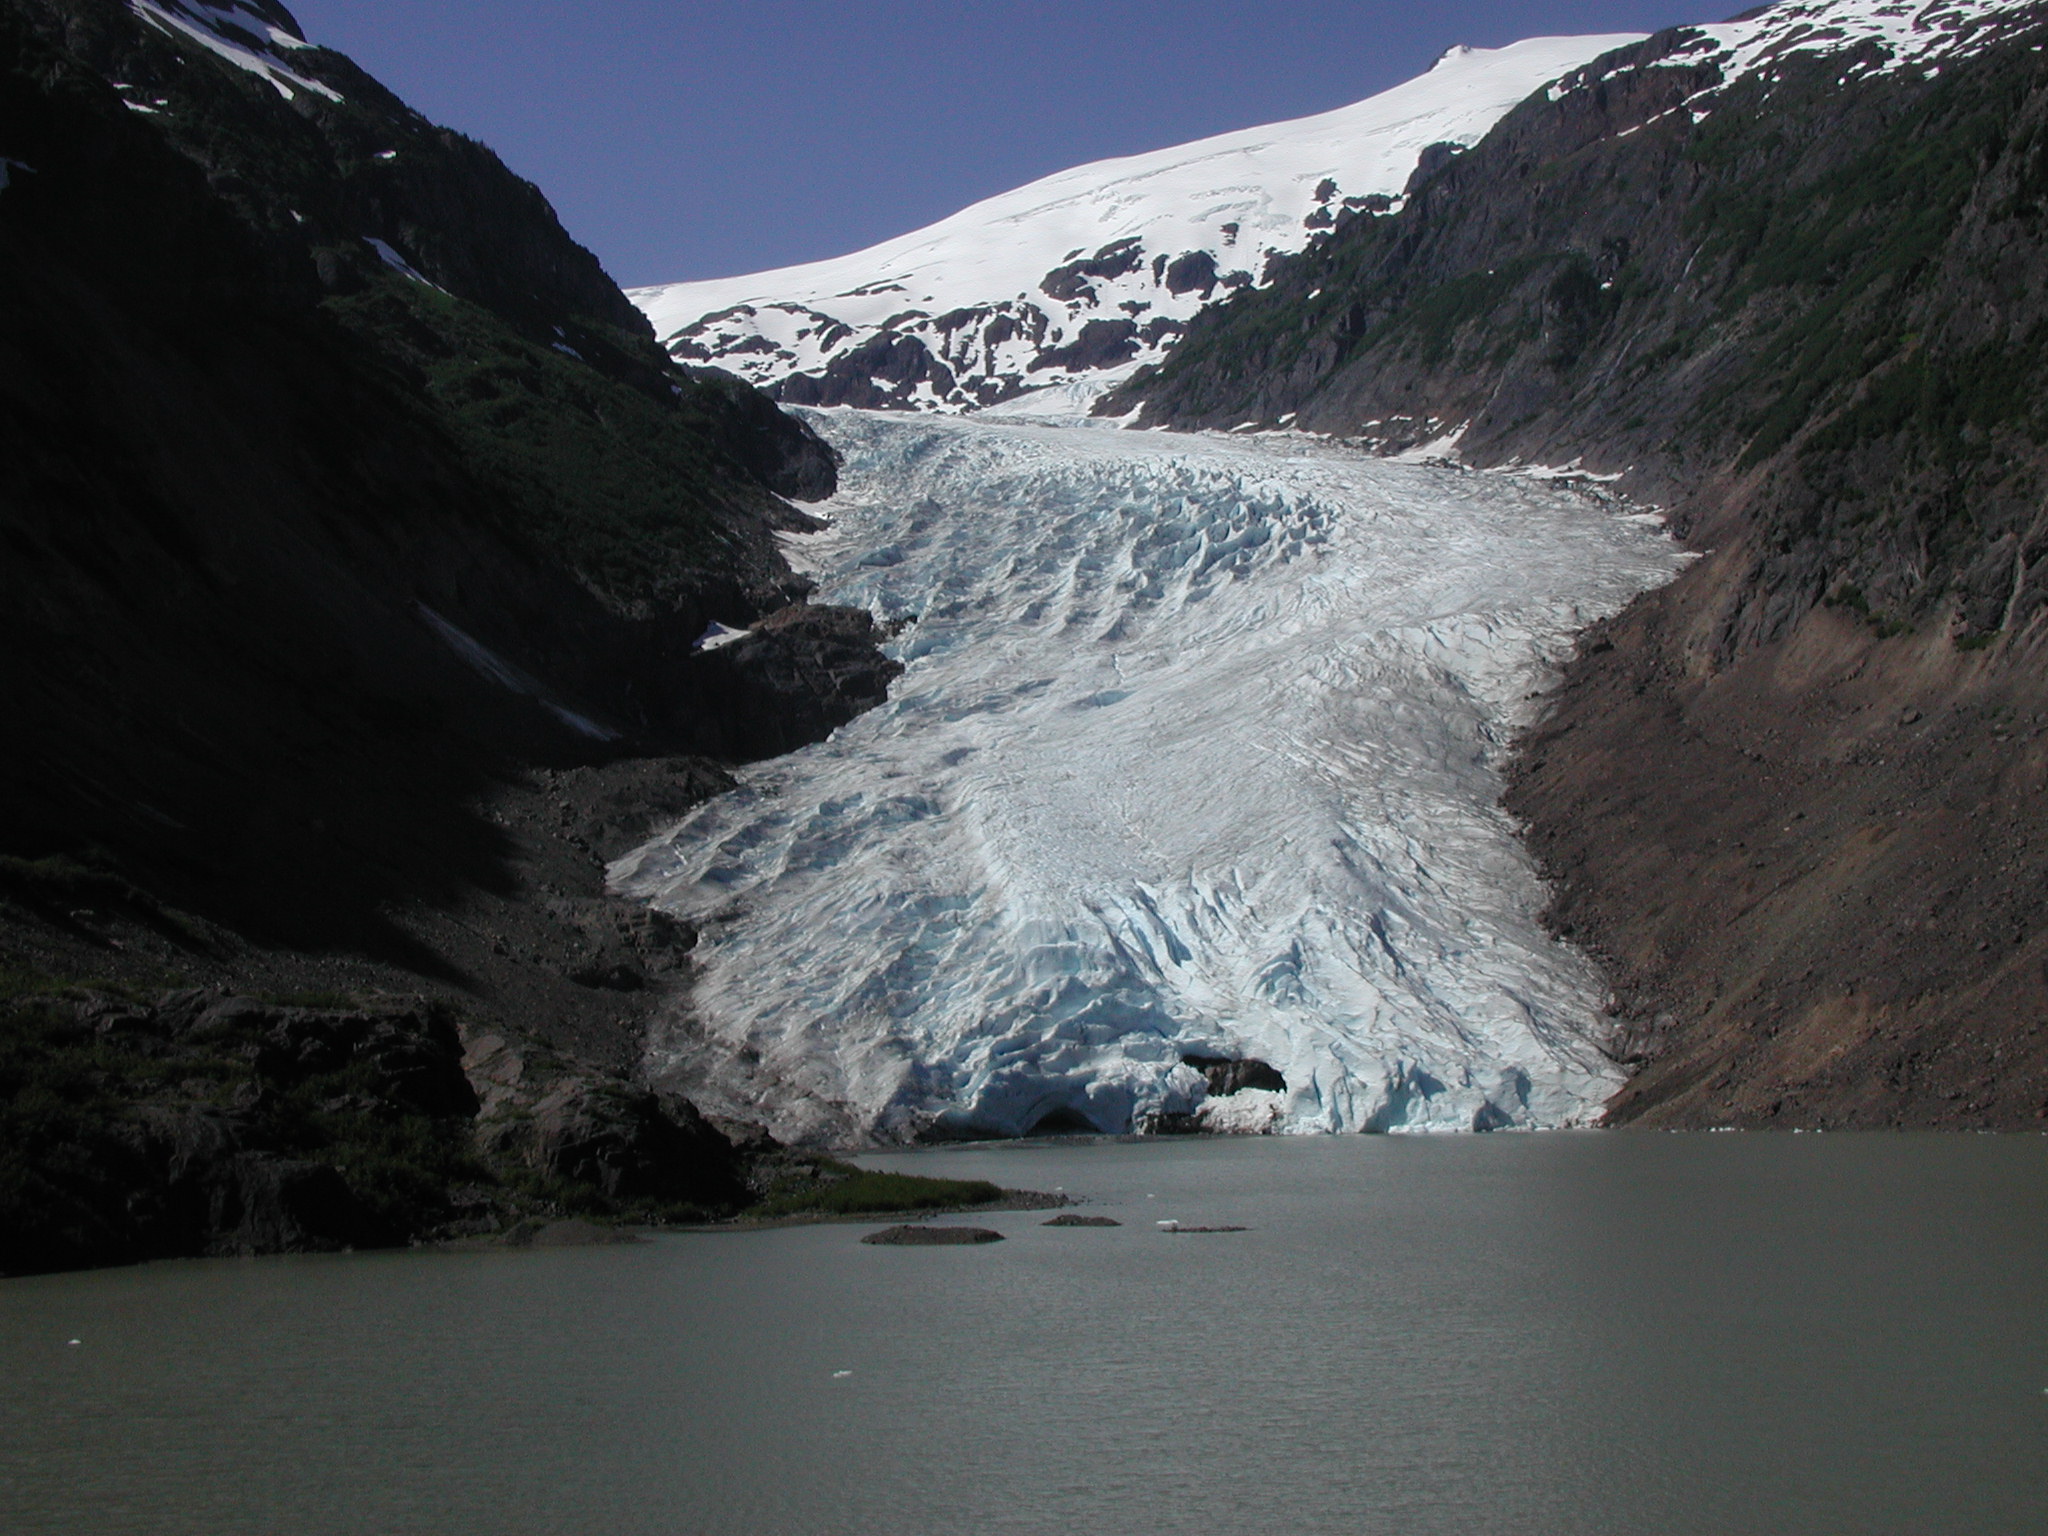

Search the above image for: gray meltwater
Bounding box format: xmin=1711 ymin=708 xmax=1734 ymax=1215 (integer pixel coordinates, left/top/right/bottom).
xmin=5 ymin=1134 xmax=2046 ymax=1535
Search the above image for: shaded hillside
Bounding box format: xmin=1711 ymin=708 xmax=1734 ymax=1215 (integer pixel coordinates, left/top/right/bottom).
xmin=1112 ymin=4 xmax=2048 ymax=1128
xmin=0 ymin=0 xmax=903 ymax=1271
xmin=0 ymin=0 xmax=905 ymax=946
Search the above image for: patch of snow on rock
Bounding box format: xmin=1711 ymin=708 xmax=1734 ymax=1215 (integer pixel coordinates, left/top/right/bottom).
xmin=1555 ymin=0 xmax=2040 ymax=112
xmin=127 ymin=1 xmax=341 ymax=102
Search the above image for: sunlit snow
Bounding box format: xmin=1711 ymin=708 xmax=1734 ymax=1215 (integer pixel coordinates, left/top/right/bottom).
xmin=615 ymin=413 xmax=1689 ymax=1144
xmin=128 ymin=1 xmax=341 ymax=103
xmin=627 ymin=34 xmax=1642 ymax=411
xmin=1553 ymin=0 xmax=2038 ymax=114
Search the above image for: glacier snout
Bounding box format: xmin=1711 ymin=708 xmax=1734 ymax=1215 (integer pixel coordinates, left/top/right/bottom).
xmin=615 ymin=412 xmax=1688 ymax=1143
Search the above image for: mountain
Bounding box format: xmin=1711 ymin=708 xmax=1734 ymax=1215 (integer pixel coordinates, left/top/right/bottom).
xmin=1111 ymin=0 xmax=2048 ymax=1128
xmin=627 ymin=34 xmax=1643 ymax=412
xmin=0 ymin=0 xmax=908 ymax=1273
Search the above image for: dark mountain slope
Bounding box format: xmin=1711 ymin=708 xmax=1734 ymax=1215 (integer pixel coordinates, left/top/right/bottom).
xmin=0 ymin=0 xmax=902 ymax=1271
xmin=1111 ymin=8 xmax=2048 ymax=1128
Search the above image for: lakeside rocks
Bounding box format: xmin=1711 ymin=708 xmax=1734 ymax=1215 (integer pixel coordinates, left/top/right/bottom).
xmin=0 ymin=989 xmax=482 ymax=1274
xmin=0 ymin=0 xmax=923 ymax=1275
xmin=861 ymin=1225 xmax=1005 ymax=1246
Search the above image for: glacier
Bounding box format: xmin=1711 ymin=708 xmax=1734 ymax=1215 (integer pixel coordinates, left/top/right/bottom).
xmin=613 ymin=412 xmax=1691 ymax=1143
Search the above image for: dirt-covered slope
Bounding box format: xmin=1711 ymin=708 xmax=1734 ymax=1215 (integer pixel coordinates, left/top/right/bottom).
xmin=1112 ymin=2 xmax=2048 ymax=1128
xmin=0 ymin=0 xmax=906 ymax=1271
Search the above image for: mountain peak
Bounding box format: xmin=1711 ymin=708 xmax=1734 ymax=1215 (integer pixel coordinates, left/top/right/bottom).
xmin=629 ymin=33 xmax=1644 ymax=415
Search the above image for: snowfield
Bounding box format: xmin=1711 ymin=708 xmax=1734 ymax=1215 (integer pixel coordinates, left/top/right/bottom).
xmin=614 ymin=413 xmax=1690 ymax=1143
xmin=128 ymin=2 xmax=339 ymax=102
xmin=627 ymin=34 xmax=1642 ymax=411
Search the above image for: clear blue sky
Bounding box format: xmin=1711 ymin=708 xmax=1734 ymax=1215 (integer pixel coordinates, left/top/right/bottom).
xmin=288 ymin=1 xmax=1718 ymax=288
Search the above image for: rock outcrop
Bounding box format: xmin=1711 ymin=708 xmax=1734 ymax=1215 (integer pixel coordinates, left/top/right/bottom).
xmin=861 ymin=1225 xmax=1004 ymax=1245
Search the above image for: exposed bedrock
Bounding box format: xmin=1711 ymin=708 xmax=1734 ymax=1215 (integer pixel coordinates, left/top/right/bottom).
xmin=1182 ymin=1055 xmax=1289 ymax=1097
xmin=690 ymin=604 xmax=905 ymax=760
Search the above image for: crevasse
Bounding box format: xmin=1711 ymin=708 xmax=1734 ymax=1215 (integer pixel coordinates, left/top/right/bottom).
xmin=613 ymin=412 xmax=1689 ymax=1144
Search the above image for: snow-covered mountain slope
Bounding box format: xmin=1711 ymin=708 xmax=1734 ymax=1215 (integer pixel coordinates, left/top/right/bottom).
xmin=627 ymin=34 xmax=1641 ymax=414
xmin=1678 ymin=0 xmax=2038 ymax=89
xmin=615 ymin=412 xmax=1689 ymax=1144
xmin=1552 ymin=0 xmax=2045 ymax=115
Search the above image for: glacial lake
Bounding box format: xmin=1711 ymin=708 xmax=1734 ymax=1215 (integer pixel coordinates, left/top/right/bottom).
xmin=4 ymin=1133 xmax=2045 ymax=1535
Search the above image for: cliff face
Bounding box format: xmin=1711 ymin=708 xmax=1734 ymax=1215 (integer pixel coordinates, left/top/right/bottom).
xmin=0 ymin=0 xmax=900 ymax=1270
xmin=1113 ymin=6 xmax=2048 ymax=1127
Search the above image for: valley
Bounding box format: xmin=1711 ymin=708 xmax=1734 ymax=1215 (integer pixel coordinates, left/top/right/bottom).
xmin=8 ymin=0 xmax=2048 ymax=1288
xmin=8 ymin=1 xmax=2048 ymax=1527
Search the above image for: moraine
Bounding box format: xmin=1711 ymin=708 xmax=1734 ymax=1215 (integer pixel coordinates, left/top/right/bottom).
xmin=613 ymin=410 xmax=1690 ymax=1143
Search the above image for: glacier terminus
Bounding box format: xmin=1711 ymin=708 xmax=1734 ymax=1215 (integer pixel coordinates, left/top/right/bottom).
xmin=614 ymin=411 xmax=1690 ymax=1143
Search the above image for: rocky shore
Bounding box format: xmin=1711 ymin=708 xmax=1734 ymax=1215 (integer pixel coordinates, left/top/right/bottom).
xmin=1 ymin=749 xmax=890 ymax=1276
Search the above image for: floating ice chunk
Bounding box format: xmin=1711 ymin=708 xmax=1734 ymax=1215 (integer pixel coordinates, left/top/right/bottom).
xmin=1198 ymin=1088 xmax=1288 ymax=1135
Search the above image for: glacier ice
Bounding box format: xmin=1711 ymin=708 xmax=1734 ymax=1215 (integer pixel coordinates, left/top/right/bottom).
xmin=613 ymin=413 xmax=1689 ymax=1143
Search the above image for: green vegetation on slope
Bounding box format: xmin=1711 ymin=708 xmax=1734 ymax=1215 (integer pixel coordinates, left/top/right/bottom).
xmin=753 ymin=1162 xmax=1007 ymax=1219
xmin=1116 ymin=24 xmax=2048 ymax=647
